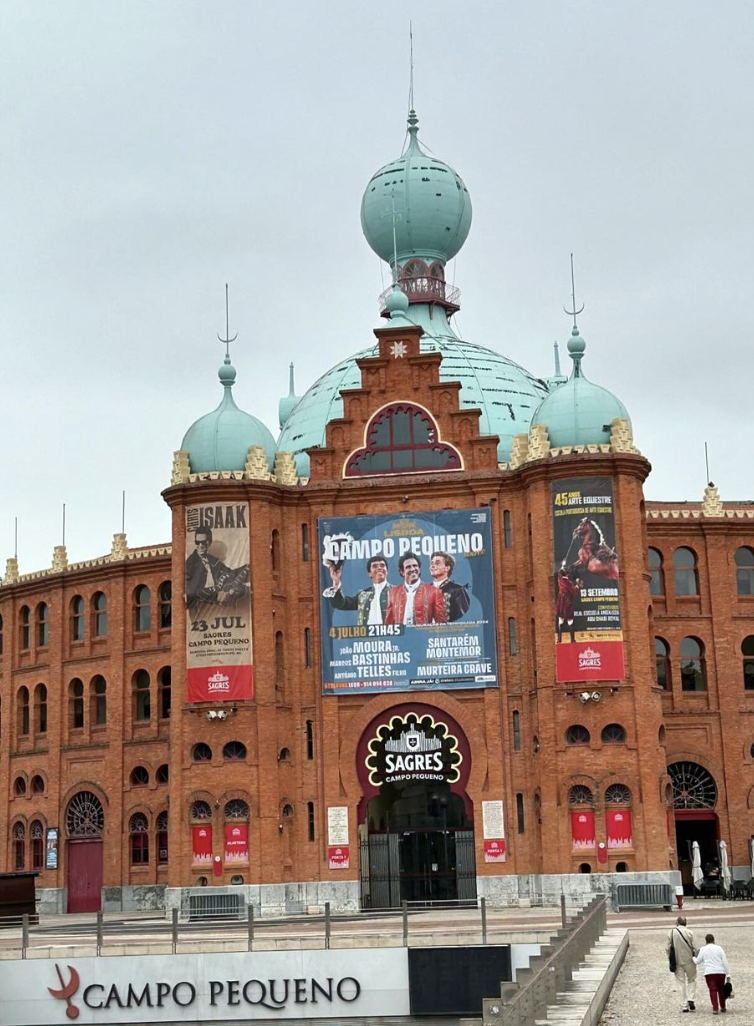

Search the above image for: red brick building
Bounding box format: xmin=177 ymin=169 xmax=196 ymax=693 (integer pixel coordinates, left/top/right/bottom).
xmin=1 ymin=112 xmax=752 ymax=913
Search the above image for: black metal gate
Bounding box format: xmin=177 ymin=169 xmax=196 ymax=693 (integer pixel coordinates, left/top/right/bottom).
xmin=360 ymin=828 xmax=476 ymax=908
xmin=455 ymin=829 xmax=477 ymax=901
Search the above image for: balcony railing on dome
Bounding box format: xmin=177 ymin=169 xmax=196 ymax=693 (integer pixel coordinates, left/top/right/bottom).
xmin=379 ymin=275 xmax=461 ymax=318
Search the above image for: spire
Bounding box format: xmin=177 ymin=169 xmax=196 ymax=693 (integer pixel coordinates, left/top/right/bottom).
xmin=563 ymin=254 xmax=586 ymax=377
xmin=288 ymin=362 xmax=295 ymax=397
xmin=554 ymin=342 xmax=562 ymax=377
xmin=216 ymin=283 xmax=238 ymax=393
xmin=546 ymin=341 xmax=568 ymax=390
xmin=278 ymin=361 xmax=301 ymax=430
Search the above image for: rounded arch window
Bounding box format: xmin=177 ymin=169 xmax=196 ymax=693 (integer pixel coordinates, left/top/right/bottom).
xmin=37 ymin=603 xmax=49 ymax=647
xmin=601 ymin=723 xmax=627 ymax=745
xmin=130 ymin=765 xmax=149 ymax=787
xmin=281 ymin=803 xmax=294 ymax=819
xmin=344 ymin=402 xmax=462 ymax=477
xmin=19 ymin=605 xmax=31 ymax=649
xmin=742 ymin=636 xmax=754 ymax=690
xmin=192 ymin=743 xmax=212 ymax=763
xmin=14 ymin=776 xmax=27 ymax=796
xmin=658 ymin=725 xmax=666 ymax=745
xmin=565 ymin=724 xmax=590 ymax=746
xmin=133 ymin=669 xmax=151 ymax=721
xmin=159 ymin=581 xmax=172 ymax=629
xmin=71 ymin=595 xmax=85 ymax=641
xmin=648 ymin=547 xmax=664 ymax=595
xmin=230 ymin=874 xmax=244 ymax=885
xmin=278 ymin=747 xmax=291 ymax=762
xmin=129 ymin=812 xmax=149 ymax=865
xmin=579 ymin=863 xmax=592 ymax=874
xmin=568 ymin=785 xmax=594 ymax=806
xmin=13 ymin=822 xmax=25 ymax=869
xmin=17 ymin=685 xmax=30 ymax=736
xmin=31 ymin=774 xmax=45 ymax=794
xmin=668 ymin=761 xmax=717 ymax=809
xmin=190 ymin=800 xmax=212 ymax=821
xmin=615 ymin=861 xmax=629 ymax=873
xmin=223 ymin=741 xmax=247 ymax=762
xmin=605 ymin=783 xmax=632 ymax=805
xmin=93 ymin=591 xmax=108 ymax=636
xmin=735 ymin=546 xmax=754 ymax=595
xmin=680 ymin=636 xmax=706 ymax=691
xmin=156 ymin=810 xmax=168 ymax=865
xmin=156 ymin=764 xmax=169 ymax=784
xmin=655 ymin=637 xmax=671 ymax=690
xmin=91 ymin=674 xmax=107 ymax=726
xmin=30 ymin=819 xmax=44 ymax=870
xmin=673 ymin=547 xmax=698 ymax=596
xmin=66 ymin=791 xmax=104 ymax=837
xmin=70 ymin=677 xmax=85 ymax=729
xmin=224 ymin=799 xmax=250 ymax=820
xmin=133 ymin=585 xmax=151 ymax=632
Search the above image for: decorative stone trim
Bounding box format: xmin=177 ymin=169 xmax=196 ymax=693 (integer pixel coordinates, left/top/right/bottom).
xmin=527 ymin=423 xmax=550 ymax=461
xmin=51 ymin=545 xmax=68 ymax=572
xmin=274 ymin=451 xmax=298 ymax=486
xmin=609 ymin=417 xmax=640 ymax=455
xmin=4 ymin=556 xmax=19 ymax=584
xmin=171 ymin=449 xmax=191 ymax=485
xmin=245 ymin=444 xmax=272 ymax=481
xmin=110 ymin=533 xmax=128 ymax=561
xmin=508 ymin=434 xmax=530 ymax=470
xmin=702 ymin=483 xmax=724 ymax=517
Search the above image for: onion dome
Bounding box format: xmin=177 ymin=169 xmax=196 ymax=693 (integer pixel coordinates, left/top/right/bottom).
xmin=182 ymin=355 xmax=276 ymax=473
xmin=530 ymin=326 xmax=630 ymax=448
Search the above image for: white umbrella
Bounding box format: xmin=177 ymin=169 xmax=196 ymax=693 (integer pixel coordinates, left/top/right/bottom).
xmin=692 ymin=840 xmax=704 ymax=891
xmin=719 ymin=840 xmax=732 ymax=894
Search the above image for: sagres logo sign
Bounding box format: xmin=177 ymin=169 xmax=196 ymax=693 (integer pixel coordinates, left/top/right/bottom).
xmin=578 ymin=646 xmax=601 ymax=671
xmin=49 ymin=964 xmax=81 ymax=1019
xmin=366 ymin=711 xmax=461 ymax=786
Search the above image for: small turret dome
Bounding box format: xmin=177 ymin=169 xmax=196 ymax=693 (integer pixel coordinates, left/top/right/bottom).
xmin=182 ymin=355 xmax=276 ymax=473
xmin=361 ymin=110 xmax=472 ymax=268
xmin=531 ymin=326 xmax=630 ymax=448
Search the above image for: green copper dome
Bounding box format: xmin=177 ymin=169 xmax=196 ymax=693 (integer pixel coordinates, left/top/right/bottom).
xmin=182 ymin=356 xmax=276 ymax=473
xmin=530 ymin=326 xmax=630 ymax=447
xmin=361 ymin=110 xmax=472 ymax=267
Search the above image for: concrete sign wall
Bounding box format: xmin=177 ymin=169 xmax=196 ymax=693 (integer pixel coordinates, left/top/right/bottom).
xmin=1 ymin=947 xmax=409 ymax=1025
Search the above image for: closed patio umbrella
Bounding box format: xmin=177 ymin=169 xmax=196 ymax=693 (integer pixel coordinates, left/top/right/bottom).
xmin=692 ymin=840 xmax=703 ymax=891
xmin=719 ymin=840 xmax=732 ymax=894
xmin=750 ymin=838 xmax=754 ymax=880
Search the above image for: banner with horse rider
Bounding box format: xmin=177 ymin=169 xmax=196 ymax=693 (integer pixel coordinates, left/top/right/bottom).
xmin=551 ymin=478 xmax=625 ymax=682
xmin=184 ymin=502 xmax=253 ymax=702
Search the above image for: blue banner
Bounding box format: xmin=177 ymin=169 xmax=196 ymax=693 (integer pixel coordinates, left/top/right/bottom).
xmin=319 ymin=508 xmax=498 ymax=695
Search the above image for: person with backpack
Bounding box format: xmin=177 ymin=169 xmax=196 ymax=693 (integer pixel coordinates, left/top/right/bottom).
xmin=667 ymin=916 xmax=699 ymax=1012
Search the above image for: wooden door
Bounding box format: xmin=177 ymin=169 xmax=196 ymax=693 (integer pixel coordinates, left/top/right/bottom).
xmin=66 ymin=839 xmax=103 ymax=912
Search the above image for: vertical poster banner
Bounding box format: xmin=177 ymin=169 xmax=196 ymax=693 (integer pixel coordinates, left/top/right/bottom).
xmin=570 ymin=810 xmax=596 ymax=849
xmin=551 ymin=478 xmax=625 ymax=682
xmin=606 ymin=810 xmax=633 ymax=849
xmin=192 ymin=825 xmax=213 ymax=865
xmin=318 ymin=508 xmax=498 ymax=695
xmin=482 ymin=799 xmax=506 ymax=863
xmin=224 ymin=824 xmax=249 ymax=864
xmin=45 ymin=827 xmax=59 ymax=870
xmin=184 ymin=502 xmax=253 ymax=702
xmin=328 ymin=806 xmax=350 ymax=870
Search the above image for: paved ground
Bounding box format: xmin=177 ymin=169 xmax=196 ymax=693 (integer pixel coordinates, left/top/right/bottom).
xmin=600 ymin=905 xmax=754 ymax=1024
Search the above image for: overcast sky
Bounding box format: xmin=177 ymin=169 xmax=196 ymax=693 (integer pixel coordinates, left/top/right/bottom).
xmin=2 ymin=1 xmax=753 ymax=574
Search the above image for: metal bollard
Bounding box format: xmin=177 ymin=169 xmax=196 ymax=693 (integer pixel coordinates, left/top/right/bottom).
xmin=480 ymin=896 xmax=487 ymax=944
xmin=560 ymin=892 xmax=567 ymax=929
xmin=171 ymin=907 xmax=178 ymax=954
xmin=22 ymin=914 xmax=29 ymax=959
xmin=402 ymin=901 xmax=408 ymax=947
xmin=247 ymin=904 xmax=254 ymax=951
xmin=96 ymin=911 xmax=103 ymax=956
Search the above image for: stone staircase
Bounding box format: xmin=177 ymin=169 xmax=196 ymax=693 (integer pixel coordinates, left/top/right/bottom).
xmin=534 ymin=928 xmax=628 ymax=1026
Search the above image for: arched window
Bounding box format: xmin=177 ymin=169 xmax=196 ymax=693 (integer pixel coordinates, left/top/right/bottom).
xmin=223 ymin=741 xmax=247 ymax=762
xmin=159 ymin=581 xmax=172 ymax=629
xmin=70 ymin=678 xmax=85 ymax=729
xmin=301 ymin=523 xmax=310 ymax=561
xmin=742 ymin=637 xmax=754 ymax=690
xmin=655 ymin=637 xmax=671 ymax=689
xmin=156 ymin=764 xmax=169 ymax=784
xmin=566 ymin=724 xmax=590 ymax=746
xmin=158 ymin=666 xmax=171 ymax=719
xmin=516 ymin=793 xmax=525 ymax=834
xmin=615 ymin=861 xmax=629 ymax=872
xmin=130 ymin=766 xmax=149 ymax=787
xmin=508 ymin=617 xmax=517 ymax=655
xmin=275 ymin=631 xmax=284 ymax=682
xmin=601 ymin=723 xmax=627 ymax=744
xmin=190 ymin=800 xmax=212 ymax=820
xmin=605 ymin=784 xmax=632 ymax=805
xmin=735 ymin=547 xmax=754 ymax=595
xmin=503 ymin=509 xmax=512 ymax=548
xmin=648 ymin=547 xmax=664 ymax=596
xmin=512 ymin=710 xmax=521 ymax=751
xmin=192 ymin=743 xmax=212 ymax=763
xmin=281 ymin=803 xmax=294 ymax=820
xmin=668 ymin=761 xmax=717 ymax=809
xmin=271 ymin=529 xmax=281 ymax=573
xmin=306 ymin=719 xmax=314 ymax=760
xmin=30 ymin=820 xmax=44 ymax=871
xmin=20 ymin=606 xmax=31 ymax=650
xmin=344 ymin=402 xmax=463 ymax=476
xmin=304 ymin=627 xmax=312 ymax=668
xmin=156 ymin=811 xmax=168 ymax=864
xmin=14 ymin=776 xmax=27 ymax=796
xmin=91 ymin=675 xmax=107 ymax=726
xmin=278 ymin=747 xmax=290 ymax=762
xmin=129 ymin=813 xmax=149 ymax=865
xmin=13 ymin=823 xmax=25 ymax=870
xmin=658 ymin=725 xmax=666 ymax=745
xmin=224 ymin=799 xmax=249 ymax=820
xmin=17 ymin=686 xmax=30 ymax=737
xmin=673 ymin=547 xmax=699 ymax=596
xmin=579 ymin=863 xmax=592 ymax=874
xmin=37 ymin=603 xmax=49 ymax=647
xmin=568 ymin=785 xmax=594 ymax=806
xmin=93 ymin=591 xmax=107 ymax=637
xmin=34 ymin=684 xmax=47 ymax=734
xmin=31 ymin=774 xmax=44 ymax=794
xmin=66 ymin=791 xmax=104 ymax=837
xmin=133 ymin=669 xmax=151 ymax=722
xmin=133 ymin=585 xmax=151 ymax=632
xmin=680 ymin=637 xmax=706 ymax=691
xmin=308 ymin=801 xmax=315 ymax=841
xmin=71 ymin=595 xmax=85 ymax=642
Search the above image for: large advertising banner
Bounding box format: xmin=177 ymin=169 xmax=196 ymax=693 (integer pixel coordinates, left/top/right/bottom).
xmin=184 ymin=502 xmax=253 ymax=702
xmin=319 ymin=508 xmax=498 ymax=695
xmin=224 ymin=824 xmax=249 ymax=864
xmin=551 ymin=478 xmax=625 ymax=682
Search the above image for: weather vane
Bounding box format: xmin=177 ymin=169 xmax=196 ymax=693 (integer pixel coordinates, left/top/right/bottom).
xmin=217 ymin=282 xmax=238 ymax=357
xmin=563 ymin=252 xmax=585 ymax=329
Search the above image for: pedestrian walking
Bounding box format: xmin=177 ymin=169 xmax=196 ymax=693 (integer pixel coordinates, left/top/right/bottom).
xmin=693 ymin=934 xmax=732 ymax=1014
xmin=666 ymin=916 xmax=698 ymax=1012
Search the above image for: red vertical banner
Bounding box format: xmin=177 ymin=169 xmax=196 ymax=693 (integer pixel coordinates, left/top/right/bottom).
xmin=606 ymin=810 xmax=633 ymax=849
xmin=551 ymin=479 xmax=625 ymax=683
xmin=224 ymin=824 xmax=249 ymax=864
xmin=571 ymin=810 xmax=596 ymax=849
xmin=192 ymin=825 xmax=213 ymax=865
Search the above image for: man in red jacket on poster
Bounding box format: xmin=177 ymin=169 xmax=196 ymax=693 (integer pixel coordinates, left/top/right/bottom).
xmin=386 ymin=553 xmax=447 ymax=626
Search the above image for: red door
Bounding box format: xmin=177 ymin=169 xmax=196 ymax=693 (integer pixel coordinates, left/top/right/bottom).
xmin=67 ymin=840 xmax=103 ymax=912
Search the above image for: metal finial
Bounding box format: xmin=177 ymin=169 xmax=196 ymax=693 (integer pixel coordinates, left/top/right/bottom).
xmin=563 ymin=253 xmax=585 ymax=329
xmin=409 ymin=21 xmax=414 ymax=113
xmin=553 ymin=341 xmax=562 ymax=377
xmin=217 ymin=282 xmax=238 ymax=356
xmin=391 ymin=192 xmax=399 ymax=284
xmin=288 ymin=362 xmax=295 ymax=396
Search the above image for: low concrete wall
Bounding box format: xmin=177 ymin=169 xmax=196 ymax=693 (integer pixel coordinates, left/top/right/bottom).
xmin=36 ymin=888 xmax=66 ymax=915
xmin=477 ymin=870 xmax=681 ymax=910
